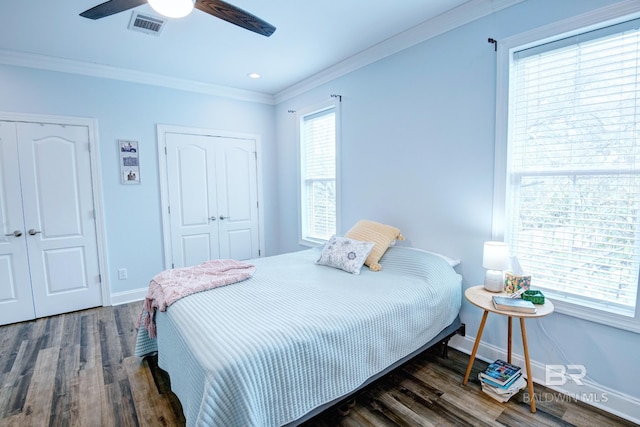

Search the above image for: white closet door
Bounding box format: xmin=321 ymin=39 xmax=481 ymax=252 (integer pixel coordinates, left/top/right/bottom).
xmin=165 ymin=133 xmax=259 ymax=268
xmin=166 ymin=133 xmax=221 ymax=267
xmin=0 ymin=122 xmax=35 ymax=324
xmin=17 ymin=122 xmax=102 ymax=318
xmin=216 ymin=139 xmax=260 ymax=261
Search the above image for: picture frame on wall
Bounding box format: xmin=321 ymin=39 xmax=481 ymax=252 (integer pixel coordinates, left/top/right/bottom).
xmin=119 ymin=140 xmax=140 ymax=184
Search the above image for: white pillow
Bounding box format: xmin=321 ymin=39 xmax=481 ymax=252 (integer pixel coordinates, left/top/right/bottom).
xmin=316 ymin=236 xmax=375 ymax=274
xmin=424 ymin=250 xmax=461 ymax=267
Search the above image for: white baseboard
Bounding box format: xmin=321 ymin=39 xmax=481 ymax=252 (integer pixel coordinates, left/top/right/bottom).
xmin=449 ymin=335 xmax=640 ymax=424
xmin=109 ymin=287 xmax=147 ymax=306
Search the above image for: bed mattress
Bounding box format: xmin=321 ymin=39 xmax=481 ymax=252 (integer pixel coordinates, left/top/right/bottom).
xmin=135 ymin=246 xmax=462 ymax=426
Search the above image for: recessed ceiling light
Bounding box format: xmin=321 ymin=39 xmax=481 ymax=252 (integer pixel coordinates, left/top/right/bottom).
xmin=248 ymin=73 xmax=261 ymax=79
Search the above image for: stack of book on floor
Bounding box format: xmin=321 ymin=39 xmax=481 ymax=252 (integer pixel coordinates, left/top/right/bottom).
xmin=478 ymin=359 xmax=527 ymax=402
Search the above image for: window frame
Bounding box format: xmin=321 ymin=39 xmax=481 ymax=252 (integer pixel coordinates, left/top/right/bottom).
xmin=493 ymin=1 xmax=640 ymax=333
xmin=297 ymin=99 xmax=341 ymax=247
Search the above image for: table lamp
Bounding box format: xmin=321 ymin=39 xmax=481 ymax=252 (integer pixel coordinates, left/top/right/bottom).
xmin=483 ymin=241 xmax=509 ymax=292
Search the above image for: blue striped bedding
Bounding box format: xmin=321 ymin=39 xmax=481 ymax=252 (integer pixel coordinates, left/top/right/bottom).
xmin=135 ymin=246 xmax=462 ymax=426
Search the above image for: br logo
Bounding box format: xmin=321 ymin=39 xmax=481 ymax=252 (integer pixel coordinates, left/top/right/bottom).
xmin=545 ymin=365 xmax=587 ymax=386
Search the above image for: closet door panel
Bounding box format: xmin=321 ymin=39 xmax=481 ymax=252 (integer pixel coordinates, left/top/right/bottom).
xmin=216 ymin=139 xmax=259 ymax=261
xmin=0 ymin=122 xmax=34 ymax=324
xmin=17 ymin=123 xmax=102 ymax=317
xmin=166 ymin=133 xmax=220 ymax=267
xmin=31 ymin=135 xmax=83 ymax=235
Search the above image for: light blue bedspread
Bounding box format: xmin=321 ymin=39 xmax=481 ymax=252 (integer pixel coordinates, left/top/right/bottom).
xmin=135 ymin=246 xmax=461 ymax=426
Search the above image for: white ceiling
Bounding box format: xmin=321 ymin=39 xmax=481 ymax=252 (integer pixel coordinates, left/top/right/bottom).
xmin=0 ymin=0 xmax=504 ymax=100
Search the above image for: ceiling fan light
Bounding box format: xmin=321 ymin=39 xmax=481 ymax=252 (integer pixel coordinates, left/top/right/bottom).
xmin=148 ymin=0 xmax=195 ymax=18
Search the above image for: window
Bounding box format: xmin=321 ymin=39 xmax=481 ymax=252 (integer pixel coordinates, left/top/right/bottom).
xmin=298 ymin=101 xmax=340 ymax=245
xmin=496 ymin=12 xmax=640 ymax=332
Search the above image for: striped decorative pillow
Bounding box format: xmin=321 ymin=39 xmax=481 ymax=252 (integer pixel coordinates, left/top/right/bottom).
xmin=345 ymin=220 xmax=404 ymax=271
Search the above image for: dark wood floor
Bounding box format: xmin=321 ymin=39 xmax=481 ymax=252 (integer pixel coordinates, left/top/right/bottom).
xmin=0 ymin=302 xmax=635 ymax=427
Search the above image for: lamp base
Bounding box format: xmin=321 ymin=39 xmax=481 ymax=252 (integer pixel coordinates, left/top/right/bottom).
xmin=484 ymin=270 xmax=504 ymax=292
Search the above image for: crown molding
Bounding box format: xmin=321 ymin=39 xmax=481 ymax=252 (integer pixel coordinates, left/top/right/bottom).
xmin=0 ymin=0 xmax=522 ymax=106
xmin=274 ymin=0 xmax=523 ymax=104
xmin=0 ymin=49 xmax=275 ymax=105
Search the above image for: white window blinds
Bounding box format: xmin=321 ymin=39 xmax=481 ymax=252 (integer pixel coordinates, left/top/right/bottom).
xmin=300 ymin=107 xmax=336 ymax=242
xmin=506 ymin=19 xmax=640 ymax=317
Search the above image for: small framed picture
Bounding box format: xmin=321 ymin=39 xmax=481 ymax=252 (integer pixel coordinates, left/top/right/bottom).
xmin=119 ymin=140 xmax=140 ymax=184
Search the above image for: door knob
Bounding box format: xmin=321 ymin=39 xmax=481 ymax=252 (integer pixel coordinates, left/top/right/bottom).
xmin=209 ymin=216 xmax=216 ymax=221
xmin=219 ymin=216 xmax=229 ymax=220
xmin=28 ymin=229 xmax=42 ymax=236
xmin=4 ymin=230 xmax=22 ymax=237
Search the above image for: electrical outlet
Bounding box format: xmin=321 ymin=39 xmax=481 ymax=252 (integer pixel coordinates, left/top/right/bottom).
xmin=118 ymin=268 xmax=128 ymax=280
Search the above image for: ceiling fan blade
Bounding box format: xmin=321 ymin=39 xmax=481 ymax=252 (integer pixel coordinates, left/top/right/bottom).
xmin=194 ymin=0 xmax=276 ymax=37
xmin=79 ymin=0 xmax=147 ymax=19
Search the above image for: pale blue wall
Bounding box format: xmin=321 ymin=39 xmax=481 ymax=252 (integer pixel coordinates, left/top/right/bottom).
xmin=0 ymin=65 xmax=278 ymax=295
xmin=1 ymin=0 xmax=638 ymax=418
xmin=275 ymin=0 xmax=640 ymax=410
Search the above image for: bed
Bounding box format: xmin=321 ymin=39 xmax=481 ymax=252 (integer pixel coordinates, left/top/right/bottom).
xmin=135 ymin=245 xmax=463 ymax=426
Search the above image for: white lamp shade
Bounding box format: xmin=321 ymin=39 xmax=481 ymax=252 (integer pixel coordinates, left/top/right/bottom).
xmin=148 ymin=0 xmax=195 ymax=18
xmin=482 ymin=241 xmax=509 ymax=270
xmin=482 ymin=241 xmax=509 ymax=292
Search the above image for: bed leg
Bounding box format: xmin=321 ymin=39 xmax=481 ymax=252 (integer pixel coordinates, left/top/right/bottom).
xmin=440 ymin=339 xmax=450 ymax=358
xmin=440 ymin=323 xmax=465 ymax=359
xmin=457 ymin=323 xmax=466 ymax=337
xmin=337 ymin=398 xmax=356 ymax=416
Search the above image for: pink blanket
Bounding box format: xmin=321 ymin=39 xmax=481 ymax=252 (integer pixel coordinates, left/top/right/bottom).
xmin=137 ymin=259 xmax=256 ymax=338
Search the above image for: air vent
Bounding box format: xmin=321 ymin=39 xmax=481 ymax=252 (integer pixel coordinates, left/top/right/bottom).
xmin=128 ymin=12 xmax=166 ymax=36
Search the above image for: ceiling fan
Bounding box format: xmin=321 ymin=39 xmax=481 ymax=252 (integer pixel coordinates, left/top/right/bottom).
xmin=79 ymin=0 xmax=276 ymax=37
